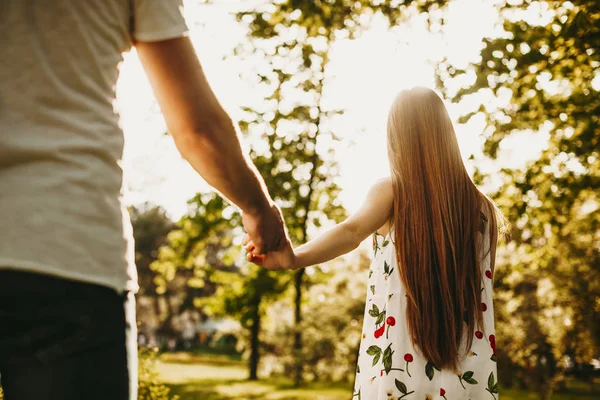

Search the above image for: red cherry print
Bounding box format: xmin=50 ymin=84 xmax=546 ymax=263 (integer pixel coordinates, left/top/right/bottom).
xmin=440 ymin=388 xmax=446 ymax=396
xmin=475 ymin=331 xmax=483 ymax=339
xmin=404 ymin=353 xmax=413 ymax=377
xmin=386 ymin=316 xmax=396 ymax=326
xmin=374 ymin=324 xmax=385 ymax=339
xmin=485 ymin=270 xmax=492 ymax=279
xmin=482 ymin=303 xmax=488 ymax=312
xmin=380 ymin=369 xmax=383 ymax=377
xmin=489 ymin=334 xmax=496 ymax=354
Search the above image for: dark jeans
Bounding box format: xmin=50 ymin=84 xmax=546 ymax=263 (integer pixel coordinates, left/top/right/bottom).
xmin=0 ymin=270 xmax=137 ymax=400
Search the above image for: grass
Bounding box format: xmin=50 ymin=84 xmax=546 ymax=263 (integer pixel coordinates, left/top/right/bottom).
xmin=165 ymin=378 xmax=350 ymax=400
xmin=157 ymin=353 xmax=600 ymax=400
xmin=157 ymin=354 xmax=351 ymax=400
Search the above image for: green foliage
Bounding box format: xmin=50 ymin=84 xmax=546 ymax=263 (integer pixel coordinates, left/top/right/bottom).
xmin=261 ymin=255 xmax=369 ymax=382
xmin=138 ymin=347 xmax=179 ymax=400
xmin=236 ymin=0 xmax=453 ymax=384
xmin=153 ymin=193 xmax=241 ymax=289
xmin=439 ymin=0 xmax=600 ymax=396
xmin=153 ymin=191 xmax=288 ymax=379
xmin=130 ymin=205 xmax=175 ymax=297
xmin=240 ymin=0 xmax=449 ymax=40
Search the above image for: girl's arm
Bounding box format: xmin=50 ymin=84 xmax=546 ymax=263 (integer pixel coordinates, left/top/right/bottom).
xmin=294 ymin=178 xmax=393 ymax=268
xmin=245 ymin=178 xmax=394 ymax=270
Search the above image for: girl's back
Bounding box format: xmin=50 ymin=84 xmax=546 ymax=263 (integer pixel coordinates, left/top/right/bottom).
xmin=353 ymin=206 xmax=498 ymax=400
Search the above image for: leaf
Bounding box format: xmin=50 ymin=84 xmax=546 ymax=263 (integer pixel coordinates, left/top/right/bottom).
xmin=395 ymin=379 xmax=407 ymax=394
xmin=372 ymin=353 xmax=381 ymax=366
xmin=369 ymin=304 xmax=379 ymax=318
xmin=461 ymin=371 xmax=479 ymax=386
xmin=367 ymin=345 xmax=381 ymax=366
xmin=370 ymin=285 xmax=375 ymax=295
xmin=383 ymin=344 xmax=393 ymax=373
xmin=490 ymin=354 xmax=497 ymax=362
xmin=425 ymin=361 xmax=435 ymax=381
xmin=464 ymin=376 xmax=479 ymax=385
xmin=488 ymin=372 xmax=495 ymax=391
xmin=366 ymin=345 xmax=381 ymax=356
xmin=492 ymin=383 xmax=499 ymax=394
xmin=376 ymin=309 xmax=386 ymax=325
xmin=384 ymin=261 xmax=390 ymax=274
xmin=382 ymin=239 xmax=390 ymax=247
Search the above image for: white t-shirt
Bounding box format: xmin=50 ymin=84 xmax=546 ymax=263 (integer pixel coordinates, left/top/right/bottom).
xmin=0 ymin=0 xmax=188 ymax=292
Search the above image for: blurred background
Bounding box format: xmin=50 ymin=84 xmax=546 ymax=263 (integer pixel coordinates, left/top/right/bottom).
xmin=35 ymin=0 xmax=598 ymax=399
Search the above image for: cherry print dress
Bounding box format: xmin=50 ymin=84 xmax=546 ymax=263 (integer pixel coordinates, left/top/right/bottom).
xmin=353 ymin=228 xmax=498 ymax=400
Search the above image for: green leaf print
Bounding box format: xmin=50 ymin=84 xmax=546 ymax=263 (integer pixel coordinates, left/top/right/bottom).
xmin=367 ymin=345 xmax=382 ymax=366
xmin=395 ymin=378 xmax=415 ymax=399
xmin=383 ymin=343 xmax=394 ymax=374
xmin=383 ymin=261 xmax=394 ymax=277
xmin=376 ymin=309 xmax=386 ymax=325
xmin=395 ymin=379 xmax=407 ymax=394
xmin=382 ymin=239 xmax=390 ymax=247
xmin=425 ymin=361 xmax=435 ymax=381
xmin=370 ymin=285 xmax=375 ymax=295
xmin=458 ymin=371 xmax=479 ymax=389
xmin=486 ymin=372 xmax=499 ymax=399
xmin=368 ymin=304 xmax=380 ymax=318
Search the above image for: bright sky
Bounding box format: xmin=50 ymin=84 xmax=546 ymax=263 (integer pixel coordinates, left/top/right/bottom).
xmin=116 ymin=0 xmax=549 ymax=220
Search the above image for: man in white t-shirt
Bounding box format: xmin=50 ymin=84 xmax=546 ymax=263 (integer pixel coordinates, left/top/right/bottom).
xmin=0 ymin=1 xmax=290 ymax=399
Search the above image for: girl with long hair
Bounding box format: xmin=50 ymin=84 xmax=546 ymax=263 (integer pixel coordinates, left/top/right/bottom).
xmin=244 ymin=87 xmax=507 ymax=399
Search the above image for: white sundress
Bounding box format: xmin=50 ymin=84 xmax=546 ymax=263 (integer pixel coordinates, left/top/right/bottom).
xmin=353 ymin=228 xmax=498 ymax=400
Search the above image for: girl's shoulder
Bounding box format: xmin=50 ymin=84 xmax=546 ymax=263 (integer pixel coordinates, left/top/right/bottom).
xmin=370 ymin=176 xmax=393 ymax=196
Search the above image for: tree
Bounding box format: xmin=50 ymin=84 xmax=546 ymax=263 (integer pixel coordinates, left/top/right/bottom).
xmin=153 ymin=192 xmax=288 ymax=379
xmin=260 ymin=251 xmax=371 ymax=383
xmin=438 ymin=1 xmax=599 ymax=397
xmin=130 ymin=205 xmax=176 ymax=336
xmin=238 ymin=0 xmax=450 ymax=385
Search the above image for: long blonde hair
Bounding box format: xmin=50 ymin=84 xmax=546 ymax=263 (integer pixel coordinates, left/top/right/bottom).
xmin=387 ymin=87 xmax=503 ymax=370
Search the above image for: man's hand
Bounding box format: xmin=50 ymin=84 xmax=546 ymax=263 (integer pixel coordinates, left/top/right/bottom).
xmin=243 ymin=234 xmax=297 ymax=270
xmin=241 ymin=202 xmax=286 ymax=255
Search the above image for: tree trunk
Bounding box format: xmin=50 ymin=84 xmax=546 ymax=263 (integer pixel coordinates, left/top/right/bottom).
xmin=292 ymin=49 xmax=328 ymax=387
xmin=293 ymin=268 xmax=306 ymax=386
xmin=249 ymin=295 xmax=262 ymax=381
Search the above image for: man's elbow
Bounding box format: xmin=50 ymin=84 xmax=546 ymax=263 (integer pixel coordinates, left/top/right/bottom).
xmin=172 ymin=112 xmax=234 ymax=157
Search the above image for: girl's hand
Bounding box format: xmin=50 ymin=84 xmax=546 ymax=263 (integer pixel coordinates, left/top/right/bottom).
xmin=243 ymin=234 xmax=297 ymax=270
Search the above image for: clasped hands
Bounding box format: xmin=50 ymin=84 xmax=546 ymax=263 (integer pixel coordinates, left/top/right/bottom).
xmin=241 ymin=202 xmax=297 ymax=271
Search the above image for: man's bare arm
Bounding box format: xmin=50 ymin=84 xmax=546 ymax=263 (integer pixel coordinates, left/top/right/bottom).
xmin=136 ymin=36 xmax=284 ymax=253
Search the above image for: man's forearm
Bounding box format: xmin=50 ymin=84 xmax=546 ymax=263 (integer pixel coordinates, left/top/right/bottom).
xmin=173 ymin=114 xmax=272 ymax=215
